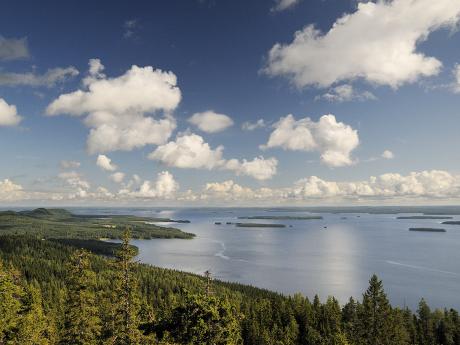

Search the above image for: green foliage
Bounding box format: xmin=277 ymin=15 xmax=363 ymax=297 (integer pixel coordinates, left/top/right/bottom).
xmin=1 ymin=235 xmax=460 ymax=345
xmin=61 ymin=250 xmax=101 ymax=345
xmin=0 ymin=208 xmax=195 ymax=240
xmin=161 ymin=291 xmax=242 ymax=345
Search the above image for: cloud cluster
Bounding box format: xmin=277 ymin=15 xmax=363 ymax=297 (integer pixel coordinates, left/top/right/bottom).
xmin=0 ymin=98 xmax=22 ymax=126
xmin=0 ymin=179 xmax=24 ymax=200
xmin=265 ymin=0 xmax=460 ymax=88
xmin=121 ymin=171 xmax=179 ymax=199
xmin=149 ymin=133 xmax=278 ymax=180
xmin=46 ymin=59 xmax=181 ymax=154
xmin=0 ymin=36 xmax=29 ymax=60
xmin=291 ymin=170 xmax=459 ymax=200
xmin=0 ymin=67 xmax=79 ymax=87
xmin=316 ymin=84 xmax=376 ymax=102
xmin=262 ymin=114 xmax=359 ymax=167
xmin=188 ymin=110 xmax=233 ymax=133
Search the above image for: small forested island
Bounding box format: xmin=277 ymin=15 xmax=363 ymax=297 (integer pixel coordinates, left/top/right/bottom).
xmin=235 ymin=223 xmax=286 ymax=228
xmin=397 ymin=215 xmax=453 ymax=219
xmin=442 ymin=221 xmax=460 ymax=225
xmin=409 ymin=227 xmax=447 ymax=232
xmin=238 ymin=215 xmax=323 ymax=220
xmin=0 ymin=207 xmax=194 ymax=239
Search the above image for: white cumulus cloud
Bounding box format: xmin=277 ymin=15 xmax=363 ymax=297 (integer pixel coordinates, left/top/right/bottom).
xmin=150 ymin=133 xmax=278 ymax=180
xmin=125 ymin=171 xmax=179 ymax=199
xmin=188 ymin=110 xmax=234 ymax=133
xmin=262 ymin=114 xmax=359 ymax=167
xmin=0 ymin=179 xmax=24 ymax=201
xmin=0 ymin=98 xmax=22 ymax=126
xmin=96 ymin=154 xmax=117 ymax=171
xmin=149 ymin=133 xmax=225 ymax=169
xmin=265 ymin=0 xmax=460 ymax=88
xmin=46 ymin=59 xmax=181 ymax=154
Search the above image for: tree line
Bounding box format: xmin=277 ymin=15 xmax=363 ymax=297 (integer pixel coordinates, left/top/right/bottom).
xmin=0 ymin=232 xmax=459 ymax=344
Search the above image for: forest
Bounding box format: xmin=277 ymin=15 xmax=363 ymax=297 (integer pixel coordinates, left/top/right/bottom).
xmin=0 ymin=208 xmax=194 ymax=239
xmin=1 ymin=230 xmax=459 ymax=345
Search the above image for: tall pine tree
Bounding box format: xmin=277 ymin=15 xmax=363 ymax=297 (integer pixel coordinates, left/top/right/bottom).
xmin=61 ymin=249 xmax=101 ymax=345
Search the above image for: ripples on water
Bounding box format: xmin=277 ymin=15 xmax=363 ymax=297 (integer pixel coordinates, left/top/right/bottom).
xmin=71 ymin=207 xmax=460 ymax=309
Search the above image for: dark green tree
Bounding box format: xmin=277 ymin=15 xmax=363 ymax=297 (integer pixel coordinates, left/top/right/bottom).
xmin=61 ymin=249 xmax=101 ymax=345
xmin=357 ymin=274 xmax=392 ymax=345
xmin=417 ymin=298 xmax=435 ymax=345
xmin=111 ymin=228 xmax=143 ymax=345
xmin=165 ymin=291 xmax=242 ymax=345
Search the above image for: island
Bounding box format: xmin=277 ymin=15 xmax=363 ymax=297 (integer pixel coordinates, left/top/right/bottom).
xmin=238 ymin=215 xmax=322 ymax=220
xmin=0 ymin=208 xmax=195 ymax=240
xmin=235 ymin=223 xmax=286 ymax=228
xmin=397 ymin=216 xmax=453 ymax=219
xmin=409 ymin=227 xmax=446 ymax=232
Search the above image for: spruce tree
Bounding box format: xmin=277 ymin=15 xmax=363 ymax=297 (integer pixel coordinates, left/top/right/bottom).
xmin=111 ymin=228 xmax=142 ymax=345
xmin=357 ymin=274 xmax=392 ymax=345
xmin=61 ymin=249 xmax=101 ymax=345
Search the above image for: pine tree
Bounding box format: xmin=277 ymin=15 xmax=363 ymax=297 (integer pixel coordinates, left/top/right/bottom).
xmin=61 ymin=249 xmax=101 ymax=345
xmin=357 ymin=274 xmax=392 ymax=345
xmin=110 ymin=228 xmax=143 ymax=345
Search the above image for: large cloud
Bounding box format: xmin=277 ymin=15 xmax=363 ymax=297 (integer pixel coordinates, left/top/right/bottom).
xmin=149 ymin=133 xmax=225 ymax=169
xmin=265 ymin=0 xmax=460 ymax=88
xmin=262 ymin=114 xmax=359 ymax=167
xmin=188 ymin=110 xmax=233 ymax=133
xmin=0 ymin=36 xmax=29 ymax=60
xmin=149 ymin=133 xmax=278 ymax=180
xmin=0 ymin=67 xmax=79 ymax=87
xmin=46 ymin=59 xmax=181 ymax=154
xmin=0 ymin=98 xmax=22 ymax=126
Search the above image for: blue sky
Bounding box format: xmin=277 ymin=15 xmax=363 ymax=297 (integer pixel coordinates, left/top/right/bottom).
xmin=1 ymin=0 xmax=460 ymax=206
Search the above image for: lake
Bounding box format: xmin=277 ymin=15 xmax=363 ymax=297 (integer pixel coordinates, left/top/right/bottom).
xmin=75 ymin=207 xmax=460 ymax=310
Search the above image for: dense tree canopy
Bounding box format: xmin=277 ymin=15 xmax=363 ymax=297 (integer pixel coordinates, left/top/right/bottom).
xmin=0 ymin=234 xmax=459 ymax=345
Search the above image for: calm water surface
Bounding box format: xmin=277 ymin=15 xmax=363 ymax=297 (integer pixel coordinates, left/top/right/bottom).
xmin=74 ymin=207 xmax=460 ymax=310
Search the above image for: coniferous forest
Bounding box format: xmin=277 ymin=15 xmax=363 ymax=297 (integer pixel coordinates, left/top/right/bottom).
xmin=0 ymin=230 xmax=459 ymax=345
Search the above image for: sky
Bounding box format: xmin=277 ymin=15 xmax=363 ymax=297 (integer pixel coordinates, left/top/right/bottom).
xmin=1 ymin=0 xmax=460 ymax=206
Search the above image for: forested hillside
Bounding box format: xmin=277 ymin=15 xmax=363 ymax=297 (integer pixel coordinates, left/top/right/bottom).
xmin=0 ymin=232 xmax=459 ymax=344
